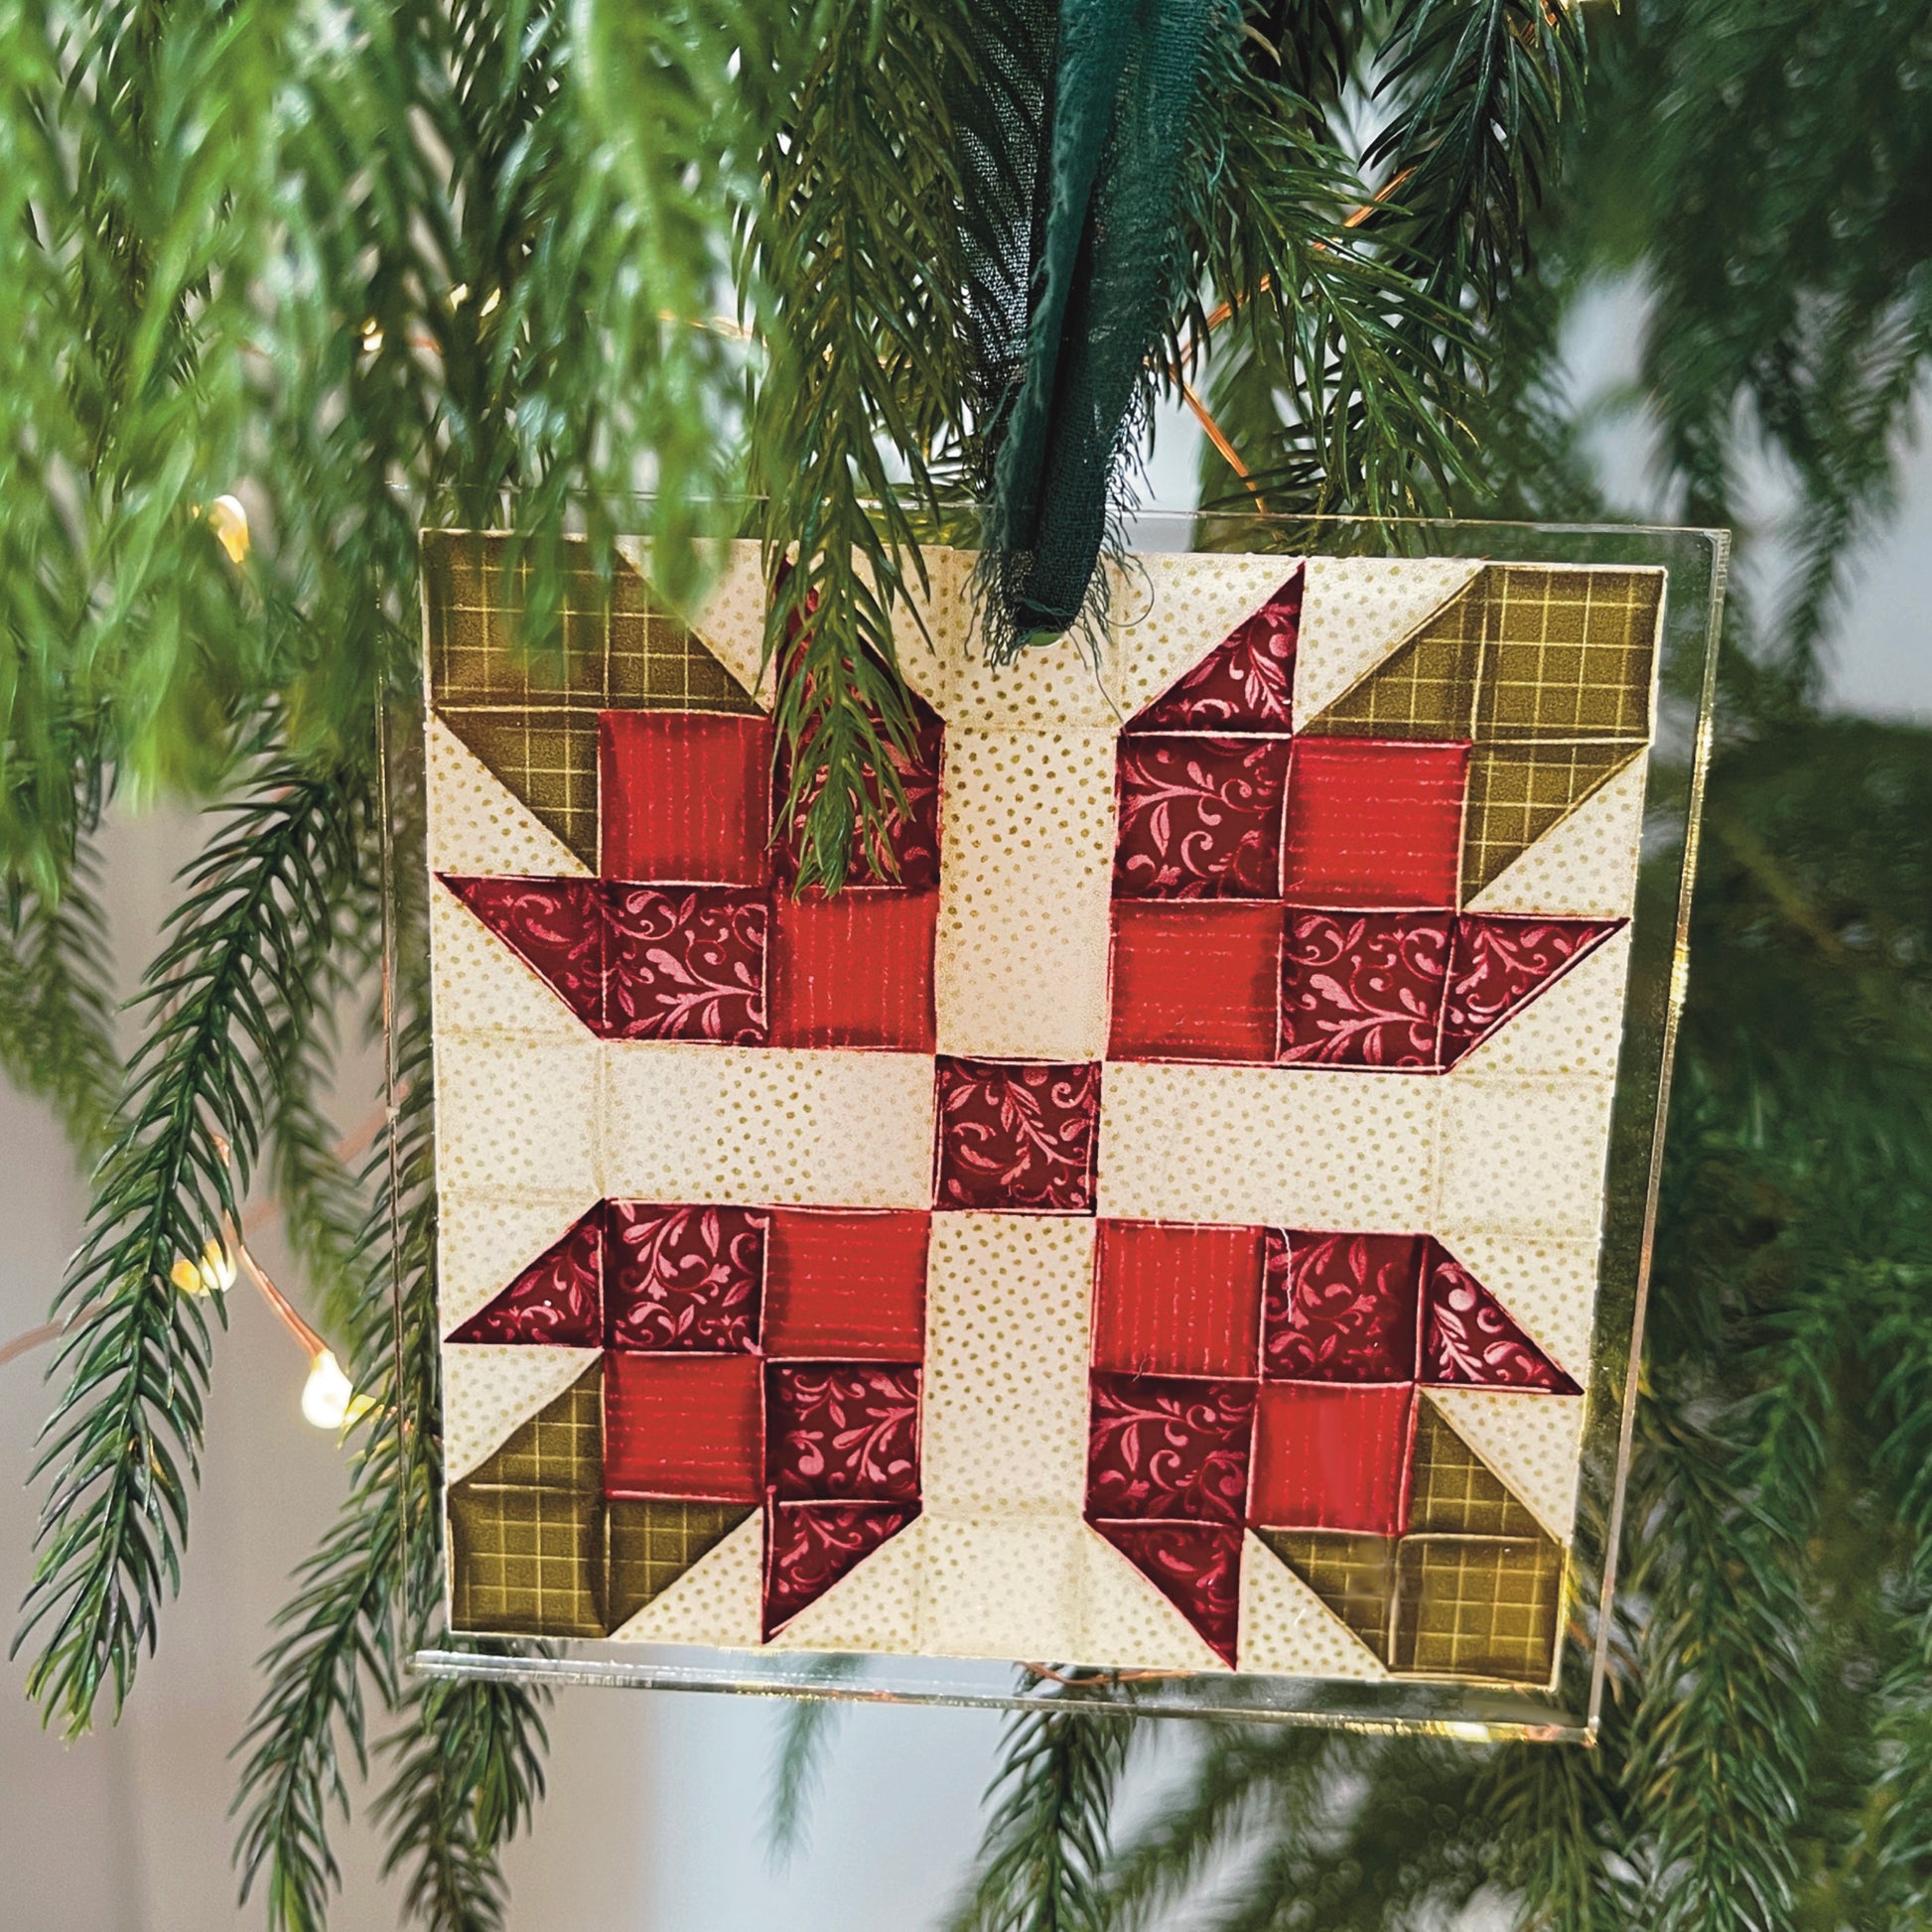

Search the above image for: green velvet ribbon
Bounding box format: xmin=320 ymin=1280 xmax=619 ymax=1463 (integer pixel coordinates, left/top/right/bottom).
xmin=973 ymin=0 xmax=1234 ymax=655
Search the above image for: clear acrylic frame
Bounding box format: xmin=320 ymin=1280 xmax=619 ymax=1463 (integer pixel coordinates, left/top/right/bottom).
xmin=405 ymin=509 xmax=1726 ymax=1743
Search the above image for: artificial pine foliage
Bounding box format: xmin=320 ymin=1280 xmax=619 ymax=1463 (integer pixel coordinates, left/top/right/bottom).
xmin=1 ymin=2 xmax=1927 ymax=1929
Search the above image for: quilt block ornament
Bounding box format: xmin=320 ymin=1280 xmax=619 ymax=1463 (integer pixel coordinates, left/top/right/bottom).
xmin=426 ymin=534 xmax=1665 ymax=1689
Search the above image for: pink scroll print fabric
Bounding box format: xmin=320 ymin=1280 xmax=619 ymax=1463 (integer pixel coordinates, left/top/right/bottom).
xmin=933 ymin=1058 xmax=1103 ymax=1212
xmin=1113 ymin=738 xmax=1291 ymax=899
xmin=605 ymin=1203 xmax=765 ymax=1352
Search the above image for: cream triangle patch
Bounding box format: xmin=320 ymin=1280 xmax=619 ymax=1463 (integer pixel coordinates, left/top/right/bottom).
xmin=1110 ymin=552 xmax=1303 ymax=724
xmin=767 ymin=1515 xmax=926 ymax=1654
xmin=442 ymin=1343 xmax=601 ymax=1484
xmin=1422 ymin=1389 xmax=1585 ymax=1544
xmin=610 ymin=1509 xmax=765 ymax=1645
xmin=425 ymin=717 xmax=589 ymax=879
xmin=1466 ymin=754 xmax=1648 ymax=919
xmin=1296 ymin=556 xmax=1483 ymax=723
xmin=1075 ymin=1523 xmax=1228 ymax=1673
xmin=1237 ymin=1531 xmax=1387 ymax=1679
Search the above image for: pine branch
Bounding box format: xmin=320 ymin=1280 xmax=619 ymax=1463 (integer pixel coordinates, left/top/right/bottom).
xmin=0 ymin=840 xmax=122 ymax=1162
xmin=765 ymin=1656 xmax=867 ymax=1863
xmin=747 ymin=0 xmax=980 ymax=890
xmin=948 ymin=1681 xmax=1137 ymax=1932
xmin=371 ymin=1661 xmax=552 ymax=1932
xmin=16 ymin=756 xmax=368 ymax=1735
xmin=232 ymin=1009 xmax=435 ymax=1931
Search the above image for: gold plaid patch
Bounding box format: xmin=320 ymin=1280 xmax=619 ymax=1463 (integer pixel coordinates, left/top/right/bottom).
xmin=424 ymin=531 xmax=759 ymax=864
xmin=1408 ymin=1399 xmax=1547 ymax=1538
xmin=465 ymin=1360 xmax=603 ymax=1492
xmin=1392 ymin=1537 xmax=1563 ymax=1683
xmin=1257 ymin=1529 xmax=1397 ymax=1661
xmin=1475 ymin=567 xmax=1661 ymax=742
xmin=1461 ymin=740 xmax=1637 ymax=899
xmin=448 ymin=1484 xmax=605 ymax=1637
xmin=602 ymin=1499 xmax=755 ymax=1629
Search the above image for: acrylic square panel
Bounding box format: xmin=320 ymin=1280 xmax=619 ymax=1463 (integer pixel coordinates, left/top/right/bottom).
xmin=419 ymin=519 xmax=1717 ymax=1737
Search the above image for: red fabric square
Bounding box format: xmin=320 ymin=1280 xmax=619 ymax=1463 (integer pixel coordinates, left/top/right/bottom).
xmin=602 ymin=1353 xmax=762 ymax=1502
xmin=763 ymin=1502 xmax=917 ymax=1637
xmin=1248 ymin=1384 xmax=1415 ymax=1533
xmin=1277 ymin=910 xmax=1451 ymax=1067
xmin=1440 ymin=914 xmax=1620 ymax=1068
xmin=764 ymin=1362 xmax=922 ymax=1502
xmin=442 ymin=876 xmax=607 ymax=1031
xmin=1261 ymin=1231 xmax=1425 ymax=1383
xmin=599 ymin=711 xmax=773 ymax=885
xmin=448 ymin=1207 xmax=603 ymax=1347
xmin=773 ymin=709 xmax=943 ymax=891
xmin=1421 ymin=1242 xmax=1580 ymax=1392
xmin=762 ymin=1209 xmax=929 ymax=1359
xmin=1085 ymin=1372 xmax=1256 ymax=1522
xmin=1129 ymin=570 xmax=1301 ymax=733
xmin=1107 ymin=900 xmax=1281 ymax=1063
xmin=1282 ymin=739 xmax=1468 ymax=909
xmin=1092 ymin=1221 xmax=1265 ymax=1377
xmin=1090 ymin=1520 xmax=1243 ymax=1666
xmin=604 ymin=1202 xmax=764 ymax=1353
xmin=767 ymin=890 xmax=936 ymax=1050
xmin=603 ymin=885 xmax=767 ymax=1042
xmin=1114 ymin=736 xmax=1290 ymax=898
xmin=933 ymin=1058 xmax=1102 ymax=1213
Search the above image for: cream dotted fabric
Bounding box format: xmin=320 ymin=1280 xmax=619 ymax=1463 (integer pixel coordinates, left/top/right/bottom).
xmin=611 ymin=1511 xmax=764 ymax=1645
xmin=1431 ymin=1231 xmax=1599 ymax=1390
xmin=602 ymin=1043 xmax=935 ymax=1209
xmin=1099 ymin=1062 xmax=1446 ymax=1230
xmin=438 ymin=1187 xmax=600 ymax=1333
xmin=426 ymin=716 xmax=588 ymax=878
xmin=429 ymin=884 xmax=587 ymax=1046
xmin=1108 ymin=552 xmax=1297 ymax=722
xmin=1469 ymin=755 xmax=1647 ymax=918
xmin=1296 ymin=557 xmax=1484 ymax=723
xmin=922 ymin=1214 xmax=1094 ymax=1516
xmin=1236 ymin=1532 xmax=1390 ymax=1679
xmin=934 ymin=729 xmax=1116 ymax=1060
xmin=923 ymin=1517 xmax=1084 ymax=1661
xmin=435 ymin=1031 xmax=601 ymax=1200
xmin=767 ymin=1516 xmax=928 ymax=1654
xmin=1424 ymin=1389 xmax=1586 ymax=1544
xmin=443 ymin=1343 xmax=600 ymax=1483
xmin=1077 ymin=1525 xmax=1227 ymax=1673
xmin=1438 ymin=1073 xmax=1618 ymax=1240
xmin=1455 ymin=926 xmax=1633 ymax=1082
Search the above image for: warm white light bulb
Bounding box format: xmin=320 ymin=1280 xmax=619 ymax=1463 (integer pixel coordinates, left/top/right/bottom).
xmin=302 ymin=1350 xmax=355 ymax=1430
xmin=206 ymin=494 xmax=250 ymax=565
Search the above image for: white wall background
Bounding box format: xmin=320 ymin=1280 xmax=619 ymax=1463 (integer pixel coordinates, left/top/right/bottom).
xmin=2 ymin=336 xmax=1926 ymax=1930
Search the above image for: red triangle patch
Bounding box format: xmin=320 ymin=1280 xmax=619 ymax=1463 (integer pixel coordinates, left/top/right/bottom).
xmin=1439 ymin=915 xmax=1621 ymax=1068
xmin=762 ymin=1502 xmax=918 ymax=1638
xmin=1420 ymin=1243 xmax=1579 ymax=1392
xmin=441 ymin=875 xmax=608 ymax=1031
xmin=1129 ymin=569 xmax=1302 ymax=733
xmin=448 ymin=1208 xmax=604 ymax=1347
xmin=1091 ymin=1519 xmax=1243 ymax=1666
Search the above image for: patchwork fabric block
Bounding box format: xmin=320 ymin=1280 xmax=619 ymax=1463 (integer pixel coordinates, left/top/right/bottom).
xmin=427 ymin=534 xmax=1672 ymax=1690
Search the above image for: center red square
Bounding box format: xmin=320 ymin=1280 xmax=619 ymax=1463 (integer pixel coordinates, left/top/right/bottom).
xmin=1282 ymin=739 xmax=1468 ymax=910
xmin=1248 ymin=1384 xmax=1416 ymax=1533
xmin=602 ymin=1352 xmax=761 ymax=1502
xmin=600 ymin=711 xmax=774 ymax=885
xmin=1092 ymin=1221 xmax=1265 ymax=1377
